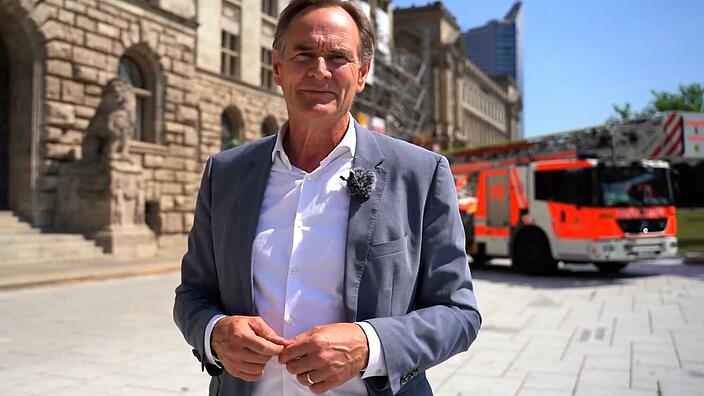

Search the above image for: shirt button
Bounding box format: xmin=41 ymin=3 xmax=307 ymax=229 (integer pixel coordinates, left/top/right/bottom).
xmin=376 ymin=369 xmax=383 ymax=375
xmin=286 ymin=317 xmax=294 ymax=325
xmin=290 ymin=267 xmax=298 ymax=275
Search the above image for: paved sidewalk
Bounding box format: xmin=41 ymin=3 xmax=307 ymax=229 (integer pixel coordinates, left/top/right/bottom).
xmin=428 ymin=260 xmax=704 ymax=396
xmin=1 ymin=260 xmax=703 ymax=395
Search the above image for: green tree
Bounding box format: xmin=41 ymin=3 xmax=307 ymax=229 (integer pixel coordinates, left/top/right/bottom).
xmin=609 ymin=82 xmax=704 ymax=122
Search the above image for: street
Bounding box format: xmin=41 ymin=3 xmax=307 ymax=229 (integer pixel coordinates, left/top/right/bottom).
xmin=1 ymin=260 xmax=703 ymax=396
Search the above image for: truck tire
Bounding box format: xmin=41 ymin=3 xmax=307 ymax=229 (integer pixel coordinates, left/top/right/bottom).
xmin=594 ymin=262 xmax=628 ymax=273
xmin=468 ymin=242 xmax=488 ymax=267
xmin=512 ymin=230 xmax=558 ymax=275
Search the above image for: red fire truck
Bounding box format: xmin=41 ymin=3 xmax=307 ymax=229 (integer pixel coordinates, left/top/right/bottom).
xmin=450 ymin=112 xmax=704 ymax=274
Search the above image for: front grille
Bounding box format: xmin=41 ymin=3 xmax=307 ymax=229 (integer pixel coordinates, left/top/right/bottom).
xmin=618 ymin=218 xmax=667 ymax=234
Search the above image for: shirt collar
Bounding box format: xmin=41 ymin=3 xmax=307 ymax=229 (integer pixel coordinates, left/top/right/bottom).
xmin=271 ymin=114 xmax=357 ymax=170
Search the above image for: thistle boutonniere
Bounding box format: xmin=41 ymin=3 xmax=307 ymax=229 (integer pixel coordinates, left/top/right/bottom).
xmin=340 ymin=167 xmax=376 ymax=199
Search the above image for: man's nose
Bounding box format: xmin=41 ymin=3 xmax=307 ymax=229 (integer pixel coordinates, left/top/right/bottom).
xmin=309 ymin=56 xmax=332 ymax=80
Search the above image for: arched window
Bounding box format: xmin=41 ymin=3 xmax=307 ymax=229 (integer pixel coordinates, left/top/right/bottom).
xmin=221 ymin=107 xmax=244 ymax=150
xmin=118 ymin=56 xmax=146 ymax=141
xmin=117 ymin=47 xmax=161 ymax=144
xmin=261 ymin=115 xmax=278 ymax=136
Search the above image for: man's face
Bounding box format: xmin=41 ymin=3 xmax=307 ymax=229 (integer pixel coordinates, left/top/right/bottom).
xmin=273 ymin=6 xmax=370 ymax=121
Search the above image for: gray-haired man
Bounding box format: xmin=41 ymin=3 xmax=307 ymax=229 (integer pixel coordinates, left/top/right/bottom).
xmin=174 ymin=1 xmax=481 ymax=395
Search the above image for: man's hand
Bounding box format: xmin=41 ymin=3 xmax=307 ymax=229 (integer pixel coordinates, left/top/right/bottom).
xmin=279 ymin=323 xmax=369 ymax=394
xmin=211 ymin=316 xmax=286 ymax=382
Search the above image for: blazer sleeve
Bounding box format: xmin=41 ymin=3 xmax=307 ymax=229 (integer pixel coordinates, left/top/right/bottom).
xmin=365 ymin=156 xmax=482 ymax=394
xmin=173 ymin=157 xmax=225 ymax=375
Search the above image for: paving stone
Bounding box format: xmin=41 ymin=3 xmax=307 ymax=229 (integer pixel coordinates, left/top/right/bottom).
xmin=583 ymin=354 xmax=630 ymax=371
xmin=8 ymin=374 xmax=82 ymax=394
xmin=510 ymin=357 xmax=583 ymax=375
xmin=576 ymin=368 xmax=630 ymax=388
xmin=573 ymin=385 xmax=655 ymax=396
xmin=517 ymin=389 xmax=571 ymax=396
xmin=435 ymin=374 xmax=523 ymax=396
xmin=519 ymin=371 xmax=578 ymax=393
xmin=453 ymin=350 xmax=515 ymax=376
xmin=633 ymin=351 xmax=680 ymax=368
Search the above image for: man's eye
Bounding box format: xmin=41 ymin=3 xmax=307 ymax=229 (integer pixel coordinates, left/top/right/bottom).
xmin=329 ymin=55 xmax=350 ymax=65
xmin=292 ymin=53 xmax=313 ymax=61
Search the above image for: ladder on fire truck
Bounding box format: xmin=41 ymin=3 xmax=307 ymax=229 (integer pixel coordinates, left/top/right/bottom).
xmin=447 ymin=111 xmax=704 ymax=165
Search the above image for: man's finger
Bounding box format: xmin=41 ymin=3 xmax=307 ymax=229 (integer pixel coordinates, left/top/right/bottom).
xmin=238 ymin=348 xmax=275 ymax=364
xmin=310 ymin=378 xmax=340 ymax=395
xmin=232 ymin=369 xmax=261 ymax=383
xmin=243 ymin=332 xmax=285 ymax=356
xmin=235 ymin=361 xmax=267 ymax=375
xmin=251 ymin=317 xmax=287 ymax=345
xmin=296 ymin=370 xmax=335 ymax=388
xmin=285 ymin=354 xmax=319 ymax=375
xmin=278 ymin=338 xmax=315 ymax=364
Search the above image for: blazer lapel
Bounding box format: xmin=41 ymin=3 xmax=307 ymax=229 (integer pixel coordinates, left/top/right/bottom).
xmin=344 ymin=124 xmax=387 ymax=322
xmin=231 ymin=137 xmax=276 ymax=315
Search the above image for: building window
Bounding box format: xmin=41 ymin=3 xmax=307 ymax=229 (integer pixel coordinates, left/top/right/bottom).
xmin=145 ymin=201 xmax=161 ymax=234
xmin=221 ymin=30 xmax=240 ymax=78
xmin=221 ymin=107 xmax=244 ymax=150
xmin=118 ymin=54 xmax=157 ymax=143
xmin=262 ymin=0 xmax=277 ymax=17
xmin=261 ymin=48 xmax=274 ymax=89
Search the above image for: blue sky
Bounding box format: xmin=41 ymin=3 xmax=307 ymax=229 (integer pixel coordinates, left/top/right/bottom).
xmin=392 ymin=0 xmax=704 ymax=137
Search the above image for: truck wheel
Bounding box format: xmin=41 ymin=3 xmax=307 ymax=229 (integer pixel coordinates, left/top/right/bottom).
xmin=512 ymin=230 xmax=558 ymax=275
xmin=468 ymin=242 xmax=488 ymax=267
xmin=594 ymin=262 xmax=628 ymax=273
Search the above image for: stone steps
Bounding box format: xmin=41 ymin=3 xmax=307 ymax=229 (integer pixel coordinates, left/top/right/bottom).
xmin=0 ymin=225 xmax=41 ymax=234
xmin=0 ymin=211 xmax=109 ymax=266
xmin=0 ymin=234 xmax=88 ymax=245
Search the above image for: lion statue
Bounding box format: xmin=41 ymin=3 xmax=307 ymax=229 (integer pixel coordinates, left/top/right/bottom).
xmin=82 ymin=77 xmax=136 ymax=163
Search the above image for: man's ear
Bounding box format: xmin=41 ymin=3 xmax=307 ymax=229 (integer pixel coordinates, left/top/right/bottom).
xmin=273 ymin=49 xmax=282 ymax=87
xmin=356 ymin=59 xmax=372 ymax=92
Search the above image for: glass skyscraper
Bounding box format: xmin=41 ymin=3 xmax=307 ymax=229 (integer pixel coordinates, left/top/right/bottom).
xmin=463 ymin=2 xmax=524 ymax=93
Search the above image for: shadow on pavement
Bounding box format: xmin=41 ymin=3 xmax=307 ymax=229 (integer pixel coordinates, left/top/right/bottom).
xmin=469 ymin=258 xmax=704 ymax=289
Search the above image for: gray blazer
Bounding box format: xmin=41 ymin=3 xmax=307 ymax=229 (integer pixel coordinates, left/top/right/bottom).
xmin=174 ymin=124 xmax=481 ymax=395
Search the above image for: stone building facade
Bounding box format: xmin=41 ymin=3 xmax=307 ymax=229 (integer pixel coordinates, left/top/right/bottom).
xmin=393 ymin=2 xmax=522 ymax=149
xmin=0 ymin=0 xmax=288 ymax=249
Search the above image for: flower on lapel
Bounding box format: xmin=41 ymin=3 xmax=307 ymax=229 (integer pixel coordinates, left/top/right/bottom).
xmin=340 ymin=168 xmax=376 ymax=199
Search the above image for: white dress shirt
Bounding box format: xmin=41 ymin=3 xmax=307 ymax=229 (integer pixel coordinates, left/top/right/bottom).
xmin=204 ymin=118 xmax=386 ymax=395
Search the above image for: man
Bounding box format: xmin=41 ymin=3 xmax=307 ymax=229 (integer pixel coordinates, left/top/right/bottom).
xmin=174 ymin=1 xmax=481 ymax=395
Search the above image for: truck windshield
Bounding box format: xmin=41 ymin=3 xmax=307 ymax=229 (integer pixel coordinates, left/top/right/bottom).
xmin=598 ymin=166 xmax=672 ymax=207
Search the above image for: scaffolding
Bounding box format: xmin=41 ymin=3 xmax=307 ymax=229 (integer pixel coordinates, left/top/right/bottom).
xmin=354 ymin=28 xmax=433 ymax=142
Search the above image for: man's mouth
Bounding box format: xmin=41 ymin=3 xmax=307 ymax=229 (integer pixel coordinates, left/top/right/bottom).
xmin=300 ymin=89 xmax=337 ymax=101
xmin=301 ymin=89 xmax=335 ymax=95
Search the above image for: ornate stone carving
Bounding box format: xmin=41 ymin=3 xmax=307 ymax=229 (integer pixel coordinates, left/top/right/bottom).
xmin=55 ymin=77 xmax=156 ymax=258
xmin=82 ymin=77 xmax=134 ymax=163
